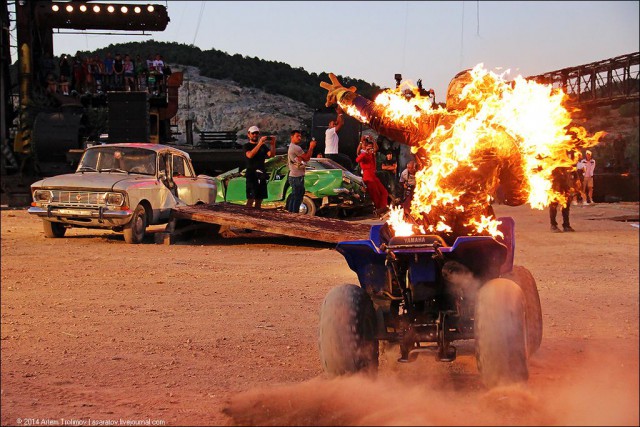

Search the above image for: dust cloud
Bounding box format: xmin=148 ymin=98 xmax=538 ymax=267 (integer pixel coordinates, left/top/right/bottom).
xmin=224 ymin=342 xmax=639 ymax=426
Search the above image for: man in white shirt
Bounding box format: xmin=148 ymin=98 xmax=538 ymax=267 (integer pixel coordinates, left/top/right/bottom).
xmin=324 ymin=107 xmax=344 ymax=162
xmin=286 ymin=130 xmax=316 ymax=213
xmin=579 ymin=150 xmax=596 ymax=204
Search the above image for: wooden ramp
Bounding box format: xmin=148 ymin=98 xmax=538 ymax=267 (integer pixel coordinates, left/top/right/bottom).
xmin=157 ymin=203 xmax=374 ymax=244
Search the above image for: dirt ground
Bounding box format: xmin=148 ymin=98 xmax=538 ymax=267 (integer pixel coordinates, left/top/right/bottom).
xmin=1 ymin=202 xmax=638 ymax=426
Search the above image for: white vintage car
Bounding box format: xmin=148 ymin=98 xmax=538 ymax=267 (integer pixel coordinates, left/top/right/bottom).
xmin=28 ymin=143 xmax=217 ymax=243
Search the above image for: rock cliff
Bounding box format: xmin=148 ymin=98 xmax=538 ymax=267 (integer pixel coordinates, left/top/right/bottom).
xmin=172 ymin=65 xmax=315 ymax=144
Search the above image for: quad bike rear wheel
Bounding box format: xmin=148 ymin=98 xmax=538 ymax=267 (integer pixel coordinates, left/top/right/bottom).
xmin=475 ymin=278 xmax=528 ymax=388
xmin=501 ymin=265 xmax=543 ymax=355
xmin=319 ymin=284 xmax=379 ymax=376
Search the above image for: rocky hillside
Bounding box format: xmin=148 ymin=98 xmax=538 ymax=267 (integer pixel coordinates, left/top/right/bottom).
xmin=172 ymin=65 xmax=315 ymax=143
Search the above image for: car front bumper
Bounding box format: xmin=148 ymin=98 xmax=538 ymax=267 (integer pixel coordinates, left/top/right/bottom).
xmin=28 ymin=205 xmax=133 ymax=227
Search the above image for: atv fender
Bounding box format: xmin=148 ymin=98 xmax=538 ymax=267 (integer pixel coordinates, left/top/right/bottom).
xmin=336 ymin=225 xmax=387 ymax=292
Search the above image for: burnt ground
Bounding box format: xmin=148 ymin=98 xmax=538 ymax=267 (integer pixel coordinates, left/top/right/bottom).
xmin=1 ymin=202 xmax=638 ymax=426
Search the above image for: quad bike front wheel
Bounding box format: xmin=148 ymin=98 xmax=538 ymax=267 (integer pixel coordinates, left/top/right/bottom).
xmin=318 ymin=284 xmax=379 ymax=376
xmin=501 ymin=265 xmax=543 ymax=356
xmin=475 ymin=278 xmax=528 ymax=388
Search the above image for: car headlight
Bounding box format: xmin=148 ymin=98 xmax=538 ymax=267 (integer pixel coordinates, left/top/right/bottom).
xmin=33 ymin=190 xmax=53 ymax=203
xmin=105 ymin=192 xmax=125 ymax=207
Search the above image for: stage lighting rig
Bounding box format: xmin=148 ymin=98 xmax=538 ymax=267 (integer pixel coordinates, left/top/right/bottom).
xmin=35 ymin=2 xmax=170 ymax=32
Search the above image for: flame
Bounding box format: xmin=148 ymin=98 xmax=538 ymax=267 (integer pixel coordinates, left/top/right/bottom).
xmin=341 ymin=64 xmax=603 ymax=242
xmin=467 ymin=215 xmax=504 ymax=239
xmin=386 ymin=206 xmax=414 ymax=236
xmin=374 ymin=81 xmax=439 ymax=125
xmin=342 ymin=103 xmax=369 ymax=124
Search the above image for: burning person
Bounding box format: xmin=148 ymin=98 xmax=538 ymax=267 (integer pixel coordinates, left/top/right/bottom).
xmin=320 ymin=65 xmax=602 ymax=243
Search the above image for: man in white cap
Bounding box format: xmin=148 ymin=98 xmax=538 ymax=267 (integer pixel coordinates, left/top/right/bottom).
xmin=244 ymin=125 xmax=276 ymax=209
xmin=579 ymin=150 xmax=596 ymax=204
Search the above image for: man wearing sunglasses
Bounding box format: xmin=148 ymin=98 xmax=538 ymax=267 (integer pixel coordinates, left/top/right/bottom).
xmin=244 ymin=125 xmax=277 ymax=209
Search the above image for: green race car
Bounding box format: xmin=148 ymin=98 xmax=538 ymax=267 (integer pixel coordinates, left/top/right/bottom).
xmin=214 ymin=155 xmax=373 ymax=216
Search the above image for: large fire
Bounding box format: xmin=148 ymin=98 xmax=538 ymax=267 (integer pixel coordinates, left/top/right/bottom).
xmin=339 ymin=64 xmax=604 ymax=240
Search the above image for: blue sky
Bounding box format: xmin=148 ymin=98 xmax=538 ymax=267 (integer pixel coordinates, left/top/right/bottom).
xmin=34 ymin=1 xmax=640 ymax=102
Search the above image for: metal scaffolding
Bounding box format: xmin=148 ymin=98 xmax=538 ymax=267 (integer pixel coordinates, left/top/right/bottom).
xmin=526 ymin=52 xmax=639 ymax=107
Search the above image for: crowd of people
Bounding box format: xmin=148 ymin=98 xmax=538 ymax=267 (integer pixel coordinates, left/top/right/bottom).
xmin=242 ymin=121 xmax=418 ymax=220
xmin=42 ymin=52 xmax=171 ymax=97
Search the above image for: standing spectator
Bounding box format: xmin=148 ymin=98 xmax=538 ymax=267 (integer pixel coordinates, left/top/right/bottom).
xmin=380 ymin=151 xmax=399 ymax=201
xmin=71 ymin=55 xmax=84 ymax=93
xmin=151 ymin=54 xmax=165 ymax=94
xmin=160 ymin=55 xmax=171 ymax=92
xmin=83 ymin=56 xmax=93 ymax=93
xmin=113 ymin=53 xmax=124 ymax=90
xmin=151 ymin=53 xmax=165 ymax=74
xmin=286 ymin=130 xmax=316 ymax=213
xmin=92 ymin=56 xmax=104 ymax=92
xmin=399 ymin=160 xmax=417 ymax=211
xmin=123 ymin=54 xmax=135 ymax=91
xmin=103 ymin=52 xmax=114 ymax=91
xmin=58 ymin=54 xmax=71 ymax=85
xmin=356 ymin=136 xmax=389 ymax=217
xmin=549 ymin=167 xmax=575 ymax=232
xmin=135 ymin=55 xmax=147 ymax=91
xmin=324 ymin=106 xmax=345 ymax=164
xmin=579 ymin=150 xmax=596 ymax=204
xmin=244 ymin=126 xmax=276 ymax=209
xmin=381 ymin=151 xmax=398 ymax=176
xmin=146 ymin=59 xmax=156 ymax=93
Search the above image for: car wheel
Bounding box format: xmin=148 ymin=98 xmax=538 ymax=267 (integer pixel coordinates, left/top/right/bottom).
xmin=475 ymin=278 xmax=528 ymax=388
xmin=299 ymin=195 xmax=317 ymax=216
xmin=43 ymin=220 xmax=66 ymax=238
xmin=501 ymin=265 xmax=543 ymax=356
xmin=123 ymin=204 xmax=147 ymax=244
xmin=319 ymin=284 xmax=379 ymax=377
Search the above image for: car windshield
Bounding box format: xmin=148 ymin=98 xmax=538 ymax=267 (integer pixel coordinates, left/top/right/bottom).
xmin=308 ymin=158 xmax=347 ymax=171
xmin=78 ymin=146 xmax=157 ymax=175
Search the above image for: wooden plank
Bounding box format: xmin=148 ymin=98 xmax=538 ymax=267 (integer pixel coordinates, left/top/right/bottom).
xmin=169 ymin=203 xmax=373 ymax=244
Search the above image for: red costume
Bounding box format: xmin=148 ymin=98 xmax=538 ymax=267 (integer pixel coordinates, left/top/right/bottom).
xmin=356 ymin=149 xmax=388 ymax=212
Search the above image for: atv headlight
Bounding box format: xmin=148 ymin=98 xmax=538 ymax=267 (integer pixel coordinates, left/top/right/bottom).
xmin=33 ymin=190 xmax=53 ymax=203
xmin=105 ymin=192 xmax=124 ymax=207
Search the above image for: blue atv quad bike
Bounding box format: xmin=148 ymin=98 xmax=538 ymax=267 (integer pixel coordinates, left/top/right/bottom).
xmin=318 ymin=217 xmax=542 ymax=388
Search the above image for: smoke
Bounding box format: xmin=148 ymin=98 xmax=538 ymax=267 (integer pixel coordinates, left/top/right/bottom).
xmin=223 ymin=341 xmax=639 ymax=426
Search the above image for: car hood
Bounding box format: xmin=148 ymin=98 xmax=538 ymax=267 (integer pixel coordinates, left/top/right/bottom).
xmin=33 ymin=172 xmax=148 ymax=190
